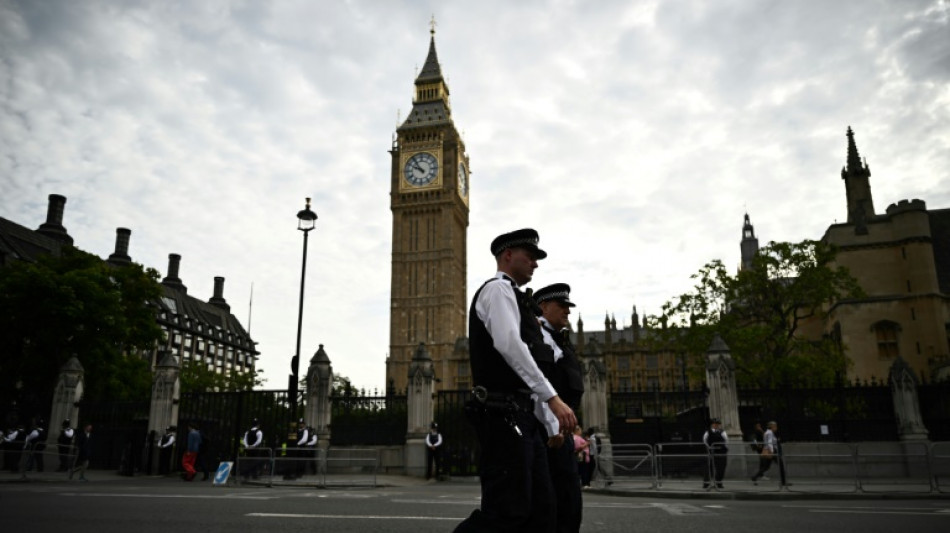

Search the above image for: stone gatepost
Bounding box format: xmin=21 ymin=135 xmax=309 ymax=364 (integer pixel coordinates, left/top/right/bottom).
xmin=148 ymin=349 xmax=180 ymax=473
xmin=704 ymin=334 xmax=745 ymax=479
xmin=305 ymin=344 xmax=333 ymax=459
xmin=580 ymin=340 xmax=612 ymax=478
xmin=889 ymin=357 xmax=929 ymax=441
xmin=47 ymin=356 xmax=84 ymax=446
xmin=405 ymin=342 xmax=435 ymax=477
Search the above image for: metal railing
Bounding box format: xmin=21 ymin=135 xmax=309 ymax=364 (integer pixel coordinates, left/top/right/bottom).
xmin=232 ymin=447 xmax=379 ymax=488
xmin=600 ymin=440 xmax=950 ymax=494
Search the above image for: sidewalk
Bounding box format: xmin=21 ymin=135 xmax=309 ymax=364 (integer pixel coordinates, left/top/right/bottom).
xmin=4 ymin=469 xmax=948 ymax=499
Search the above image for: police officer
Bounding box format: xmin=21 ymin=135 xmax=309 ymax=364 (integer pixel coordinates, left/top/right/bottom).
xmin=57 ymin=419 xmax=74 ymax=471
xmin=534 ymin=283 xmax=585 ymax=533
xmin=157 ymin=425 xmax=176 ymax=475
xmin=241 ymin=419 xmax=264 ymax=479
xmin=702 ymin=418 xmax=729 ymax=489
xmin=425 ymin=422 xmax=443 ymax=480
xmin=304 ymin=425 xmax=318 ymax=475
xmin=454 ymin=228 xmax=576 ymax=533
xmin=292 ymin=418 xmax=309 ymax=479
xmin=22 ymin=419 xmax=47 ymax=474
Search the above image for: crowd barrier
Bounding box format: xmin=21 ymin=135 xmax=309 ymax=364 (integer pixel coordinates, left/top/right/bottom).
xmin=234 ymin=447 xmax=379 ymax=488
xmin=601 ymin=441 xmax=950 ymax=494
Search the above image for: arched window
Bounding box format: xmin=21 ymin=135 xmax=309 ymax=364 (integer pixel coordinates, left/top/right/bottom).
xmin=871 ymin=320 xmax=901 ymax=359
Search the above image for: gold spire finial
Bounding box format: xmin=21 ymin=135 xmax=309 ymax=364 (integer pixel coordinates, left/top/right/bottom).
xmin=430 ymin=14 xmax=437 ymax=35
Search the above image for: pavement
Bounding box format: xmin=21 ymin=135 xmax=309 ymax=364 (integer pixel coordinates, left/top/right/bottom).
xmin=3 ymin=468 xmax=948 ymax=499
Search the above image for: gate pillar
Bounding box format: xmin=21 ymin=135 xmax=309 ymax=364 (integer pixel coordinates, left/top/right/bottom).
xmin=148 ymin=348 xmax=180 ymax=473
xmin=305 ymin=344 xmax=333 ymax=453
xmin=406 ymin=343 xmax=435 ymax=477
xmin=889 ymin=356 xmax=929 ymax=441
xmin=704 ymin=334 xmax=746 ymax=479
xmin=47 ymin=355 xmax=84 ymax=447
xmin=580 ymin=341 xmax=612 ymax=477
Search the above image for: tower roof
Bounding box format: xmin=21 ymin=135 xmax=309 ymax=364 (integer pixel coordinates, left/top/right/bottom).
xmin=416 ymin=34 xmax=444 ymax=84
xmin=846 ymin=126 xmax=864 ymax=173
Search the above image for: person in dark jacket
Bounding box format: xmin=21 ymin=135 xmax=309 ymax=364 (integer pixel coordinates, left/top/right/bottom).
xmin=68 ymin=424 xmax=93 ymax=482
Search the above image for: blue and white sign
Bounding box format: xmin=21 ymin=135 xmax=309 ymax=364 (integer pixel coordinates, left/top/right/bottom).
xmin=212 ymin=461 xmax=233 ymax=486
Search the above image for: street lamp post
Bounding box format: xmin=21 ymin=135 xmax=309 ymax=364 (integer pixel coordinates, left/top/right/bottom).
xmin=291 ymin=197 xmax=317 ymax=423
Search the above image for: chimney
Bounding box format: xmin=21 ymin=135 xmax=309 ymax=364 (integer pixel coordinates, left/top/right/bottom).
xmin=107 ymin=228 xmax=132 ymax=266
xmin=36 ymin=194 xmax=74 ymax=245
xmin=209 ymin=276 xmax=230 ymax=311
xmin=161 ymin=253 xmax=187 ymax=293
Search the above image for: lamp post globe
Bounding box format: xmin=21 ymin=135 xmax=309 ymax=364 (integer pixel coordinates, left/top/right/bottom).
xmin=292 ymin=197 xmax=317 ymax=422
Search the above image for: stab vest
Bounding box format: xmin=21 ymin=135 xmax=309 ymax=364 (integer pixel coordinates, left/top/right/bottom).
xmin=469 ymin=277 xmax=555 ymax=394
xmin=706 ymin=429 xmax=727 ymax=453
xmin=542 ymin=324 xmax=585 ymax=410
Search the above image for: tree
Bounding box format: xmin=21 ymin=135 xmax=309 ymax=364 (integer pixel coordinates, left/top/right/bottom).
xmin=0 ymin=247 xmax=164 ymax=406
xmin=654 ymin=240 xmax=864 ymax=388
xmin=179 ymin=359 xmax=264 ymax=393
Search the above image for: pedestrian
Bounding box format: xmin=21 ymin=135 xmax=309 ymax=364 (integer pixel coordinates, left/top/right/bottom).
xmin=702 ymin=418 xmax=729 ymax=490
xmin=534 ymin=282 xmax=585 ymax=532
xmin=195 ymin=426 xmax=211 ymax=481
xmin=454 ymin=228 xmax=577 ymax=533
xmin=751 ymin=420 xmax=786 ymax=486
xmin=157 ymin=425 xmax=176 ymax=475
xmin=57 ymin=419 xmax=75 ymax=472
xmin=241 ymin=418 xmax=264 ymax=479
xmin=181 ymin=422 xmax=201 ymax=481
xmin=68 ymin=423 xmax=93 ymax=481
xmin=425 ymin=422 xmax=443 ymax=480
xmin=21 ymin=419 xmax=47 ymax=475
xmin=582 ymin=428 xmax=599 ymax=488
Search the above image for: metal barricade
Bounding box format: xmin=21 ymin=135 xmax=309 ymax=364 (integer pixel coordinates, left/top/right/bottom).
xmin=234 ymin=447 xmax=275 ymax=486
xmin=323 ymin=448 xmax=379 ymax=488
xmin=270 ymin=446 xmax=322 ymax=485
xmin=776 ymin=442 xmax=859 ymax=494
xmin=604 ymin=444 xmax=656 ymax=489
xmin=932 ymin=441 xmax=950 ymax=493
xmin=855 ymin=441 xmax=933 ymax=493
xmin=653 ymin=442 xmax=713 ymax=491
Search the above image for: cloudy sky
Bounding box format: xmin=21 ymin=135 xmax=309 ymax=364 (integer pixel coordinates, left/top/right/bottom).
xmin=2 ymin=0 xmax=948 ymax=391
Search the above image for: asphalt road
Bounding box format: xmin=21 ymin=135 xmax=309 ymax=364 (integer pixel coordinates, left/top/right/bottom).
xmin=2 ymin=477 xmax=948 ymax=533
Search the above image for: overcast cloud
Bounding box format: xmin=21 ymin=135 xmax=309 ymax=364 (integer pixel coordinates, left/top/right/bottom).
xmin=2 ymin=0 xmax=948 ymax=391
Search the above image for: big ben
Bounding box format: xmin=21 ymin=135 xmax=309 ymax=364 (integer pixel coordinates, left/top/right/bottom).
xmin=387 ymin=26 xmax=470 ymax=393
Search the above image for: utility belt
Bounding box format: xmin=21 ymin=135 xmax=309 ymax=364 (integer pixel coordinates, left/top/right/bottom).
xmin=465 ymin=386 xmax=534 ymax=437
xmin=470 ymin=386 xmax=534 ymax=412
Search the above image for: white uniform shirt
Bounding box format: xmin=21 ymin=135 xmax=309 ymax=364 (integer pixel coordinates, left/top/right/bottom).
xmin=534 ymin=317 xmax=564 ymax=437
xmin=474 ymin=273 xmax=557 ymax=402
xmin=763 ymin=429 xmax=778 ymax=453
xmin=243 ymin=428 xmax=262 ymax=448
xmin=24 ymin=429 xmax=42 ymax=448
xmin=159 ymin=433 xmax=175 ymax=448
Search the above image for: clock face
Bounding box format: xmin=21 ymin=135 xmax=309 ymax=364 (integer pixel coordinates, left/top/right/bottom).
xmin=458 ymin=162 xmax=468 ymax=197
xmin=404 ymin=152 xmax=439 ymax=187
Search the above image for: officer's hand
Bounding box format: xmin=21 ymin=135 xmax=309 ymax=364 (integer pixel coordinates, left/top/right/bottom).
xmin=546 ymin=395 xmax=577 ymax=434
xmin=547 ymin=434 xmax=564 ymax=448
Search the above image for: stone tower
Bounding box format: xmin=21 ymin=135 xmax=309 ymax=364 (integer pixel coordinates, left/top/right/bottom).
xmin=387 ymin=25 xmax=470 ymax=393
xmin=841 ymin=126 xmax=875 ymax=232
xmin=740 ymin=213 xmax=759 ymax=271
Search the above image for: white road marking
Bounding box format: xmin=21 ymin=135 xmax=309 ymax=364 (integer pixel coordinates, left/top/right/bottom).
xmin=59 ymin=492 xmax=274 ymax=500
xmin=651 ymin=502 xmax=715 ymax=516
xmin=247 ymin=513 xmax=463 ymax=521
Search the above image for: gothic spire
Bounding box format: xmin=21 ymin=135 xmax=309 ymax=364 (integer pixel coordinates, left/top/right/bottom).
xmin=416 ymin=17 xmax=444 ymax=84
xmin=841 ymin=126 xmax=874 ymax=228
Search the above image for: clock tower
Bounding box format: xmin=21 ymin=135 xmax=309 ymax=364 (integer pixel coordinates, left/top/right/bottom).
xmin=387 ymin=27 xmax=470 ymax=393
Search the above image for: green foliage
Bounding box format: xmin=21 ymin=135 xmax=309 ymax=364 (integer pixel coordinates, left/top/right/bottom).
xmin=0 ymin=247 xmax=164 ymax=402
xmin=179 ymin=359 xmax=264 ymax=393
xmin=654 ymin=240 xmax=864 ymax=388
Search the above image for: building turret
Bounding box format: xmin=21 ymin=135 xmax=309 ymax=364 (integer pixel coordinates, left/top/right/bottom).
xmin=841 ymin=127 xmax=874 ymax=233
xmin=107 ymin=228 xmax=132 ymax=266
xmin=36 ymin=194 xmax=73 ymax=245
xmin=162 ymin=253 xmax=187 ymax=293
xmin=740 ymin=213 xmax=759 ymax=271
xmin=208 ymin=276 xmax=230 ymax=311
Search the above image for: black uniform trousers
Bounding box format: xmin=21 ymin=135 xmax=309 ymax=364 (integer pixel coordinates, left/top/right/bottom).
xmin=454 ymin=408 xmax=555 ymax=533
xmin=544 ymin=428 xmax=582 ymax=533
